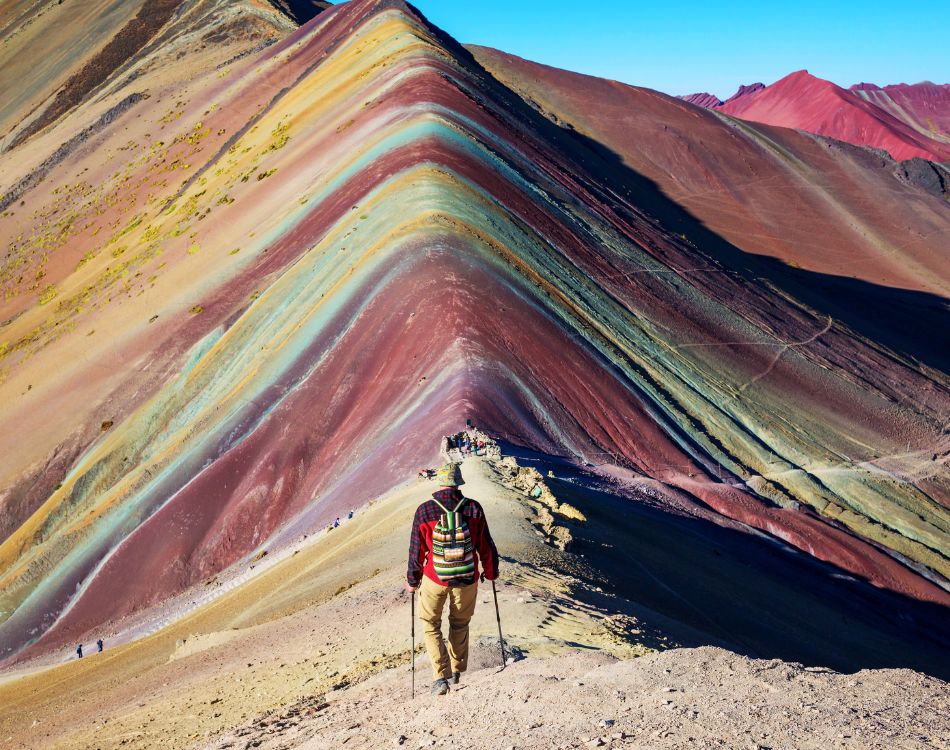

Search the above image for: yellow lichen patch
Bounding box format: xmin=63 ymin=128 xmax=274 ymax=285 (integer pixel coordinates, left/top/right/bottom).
xmin=267 ymin=120 xmax=291 ymax=151
xmin=186 ymin=122 xmax=211 ymax=145
xmin=38 ymin=285 xmax=57 ymax=305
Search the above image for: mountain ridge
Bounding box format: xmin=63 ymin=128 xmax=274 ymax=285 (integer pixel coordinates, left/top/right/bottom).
xmin=0 ymin=0 xmax=947 ymax=677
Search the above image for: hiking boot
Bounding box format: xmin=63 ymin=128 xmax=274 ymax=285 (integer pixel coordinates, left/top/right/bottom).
xmin=431 ymin=678 xmax=450 ymax=696
xmin=451 ymin=671 xmax=461 ymax=685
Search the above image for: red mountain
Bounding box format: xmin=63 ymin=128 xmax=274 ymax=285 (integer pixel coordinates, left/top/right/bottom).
xmin=714 ymin=70 xmax=950 ymax=161
xmin=850 ymin=81 xmax=950 ymax=144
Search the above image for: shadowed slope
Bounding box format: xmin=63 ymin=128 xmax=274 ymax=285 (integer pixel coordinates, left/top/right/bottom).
xmin=473 ymin=48 xmax=950 ymax=296
xmin=0 ymin=0 xmax=947 ymax=664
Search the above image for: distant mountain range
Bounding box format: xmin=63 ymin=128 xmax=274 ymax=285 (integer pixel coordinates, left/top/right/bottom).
xmin=682 ymin=71 xmax=950 ymax=161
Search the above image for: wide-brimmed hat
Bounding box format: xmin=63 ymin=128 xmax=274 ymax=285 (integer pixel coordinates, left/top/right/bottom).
xmin=436 ymin=462 xmax=464 ymax=487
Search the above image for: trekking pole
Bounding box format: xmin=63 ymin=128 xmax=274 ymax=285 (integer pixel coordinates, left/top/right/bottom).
xmin=410 ymin=588 xmax=416 ymax=698
xmin=491 ymin=579 xmax=506 ymax=669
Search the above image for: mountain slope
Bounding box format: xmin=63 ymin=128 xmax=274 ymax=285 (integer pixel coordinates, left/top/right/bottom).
xmin=479 ymin=49 xmax=949 ymax=297
xmin=0 ymin=0 xmax=947 ymax=669
xmin=851 ymin=81 xmax=950 ymax=144
xmin=0 ymin=0 xmax=321 ymax=150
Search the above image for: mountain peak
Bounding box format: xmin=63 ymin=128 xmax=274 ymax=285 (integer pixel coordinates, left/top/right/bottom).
xmin=679 ymin=92 xmax=723 ymax=108
xmin=721 ymin=81 xmax=765 ymax=106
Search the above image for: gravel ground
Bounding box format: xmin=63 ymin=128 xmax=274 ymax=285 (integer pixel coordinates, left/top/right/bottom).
xmin=202 ymin=644 xmax=950 ymax=750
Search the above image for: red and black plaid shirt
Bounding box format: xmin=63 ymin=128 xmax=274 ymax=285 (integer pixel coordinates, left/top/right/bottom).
xmin=407 ymin=488 xmax=499 ymax=587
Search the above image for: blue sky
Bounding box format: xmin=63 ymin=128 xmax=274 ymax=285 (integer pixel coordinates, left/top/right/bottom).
xmin=409 ymin=1 xmax=950 ymax=99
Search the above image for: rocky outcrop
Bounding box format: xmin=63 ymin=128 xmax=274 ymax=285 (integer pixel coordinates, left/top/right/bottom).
xmin=720 ymin=81 xmax=765 ymax=105
xmin=894 ymin=157 xmax=950 ymax=200
xmin=678 ymin=92 xmax=722 ymax=108
xmin=498 ymin=457 xmax=585 ymax=550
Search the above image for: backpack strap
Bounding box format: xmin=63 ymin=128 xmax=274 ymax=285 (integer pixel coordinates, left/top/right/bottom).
xmin=431 ymin=495 xmax=468 ymax=514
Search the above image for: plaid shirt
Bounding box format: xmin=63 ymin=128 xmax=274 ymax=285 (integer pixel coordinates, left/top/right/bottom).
xmin=407 ymin=488 xmax=499 ymax=587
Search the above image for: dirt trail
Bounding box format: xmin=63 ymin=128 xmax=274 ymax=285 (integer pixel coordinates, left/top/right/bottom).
xmin=202 ymin=645 xmax=950 ymax=750
xmin=0 ymin=454 xmax=946 ymax=750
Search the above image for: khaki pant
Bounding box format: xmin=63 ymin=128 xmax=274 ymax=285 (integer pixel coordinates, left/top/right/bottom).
xmin=417 ymin=575 xmax=478 ymax=680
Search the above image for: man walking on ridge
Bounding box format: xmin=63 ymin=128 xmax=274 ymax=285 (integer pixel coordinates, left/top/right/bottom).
xmin=405 ymin=462 xmax=499 ymax=695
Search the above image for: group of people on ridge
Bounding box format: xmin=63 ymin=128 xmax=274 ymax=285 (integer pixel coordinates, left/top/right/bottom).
xmin=445 ymin=431 xmax=486 ymax=456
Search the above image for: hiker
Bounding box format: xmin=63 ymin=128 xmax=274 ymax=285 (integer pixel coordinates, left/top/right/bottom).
xmin=348 ymin=509 xmax=354 ymax=520
xmin=97 ymin=638 xmax=104 ymax=653
xmin=333 ymin=517 xmax=340 ymax=528
xmin=76 ymin=644 xmax=83 ymax=659
xmin=405 ymin=462 xmax=499 ymax=695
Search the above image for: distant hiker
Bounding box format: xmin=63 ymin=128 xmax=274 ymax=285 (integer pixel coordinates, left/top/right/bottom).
xmin=405 ymin=462 xmax=499 ymax=696
xmin=348 ymin=510 xmax=354 ymax=520
xmin=333 ymin=517 xmax=340 ymax=528
xmin=97 ymin=639 xmax=104 ymax=653
xmin=76 ymin=644 xmax=83 ymax=659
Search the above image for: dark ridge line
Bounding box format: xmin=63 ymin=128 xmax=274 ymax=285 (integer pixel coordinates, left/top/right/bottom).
xmin=0 ymin=92 xmax=146 ymax=213
xmin=8 ymin=0 xmax=182 ymax=150
xmin=266 ymin=0 xmax=333 ymax=26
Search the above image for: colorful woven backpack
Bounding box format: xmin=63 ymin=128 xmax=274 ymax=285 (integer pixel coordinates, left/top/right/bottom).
xmin=431 ymin=496 xmax=475 ymax=583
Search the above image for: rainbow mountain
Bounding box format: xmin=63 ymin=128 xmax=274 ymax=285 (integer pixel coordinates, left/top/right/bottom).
xmin=0 ymin=0 xmax=948 ymax=666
